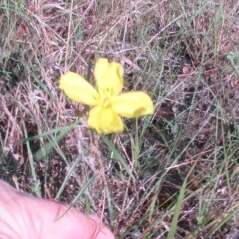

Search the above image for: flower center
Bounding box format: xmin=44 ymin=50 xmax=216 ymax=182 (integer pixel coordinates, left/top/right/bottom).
xmin=97 ymin=88 xmax=113 ymax=108
xmin=99 ymin=95 xmax=111 ymax=108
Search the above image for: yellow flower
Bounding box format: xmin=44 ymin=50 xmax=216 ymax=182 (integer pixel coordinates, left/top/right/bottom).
xmin=59 ymin=58 xmax=154 ymax=134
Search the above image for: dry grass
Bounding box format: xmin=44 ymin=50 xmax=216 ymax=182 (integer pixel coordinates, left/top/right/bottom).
xmin=0 ymin=0 xmax=239 ymax=238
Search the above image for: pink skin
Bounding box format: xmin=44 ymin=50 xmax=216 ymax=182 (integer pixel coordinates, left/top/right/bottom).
xmin=0 ymin=180 xmax=114 ymax=239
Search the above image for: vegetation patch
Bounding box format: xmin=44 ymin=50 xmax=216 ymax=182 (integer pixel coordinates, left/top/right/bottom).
xmin=0 ymin=0 xmax=238 ymax=238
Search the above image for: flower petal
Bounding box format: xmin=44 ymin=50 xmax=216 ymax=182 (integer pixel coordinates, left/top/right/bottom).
xmin=59 ymin=72 xmax=99 ymax=106
xmin=111 ymin=91 xmax=154 ymax=118
xmin=94 ymin=58 xmax=123 ymax=96
xmin=88 ymin=106 xmax=124 ymax=134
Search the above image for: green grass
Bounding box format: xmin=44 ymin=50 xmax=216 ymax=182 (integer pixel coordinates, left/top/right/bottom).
xmin=0 ymin=0 xmax=239 ymax=238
